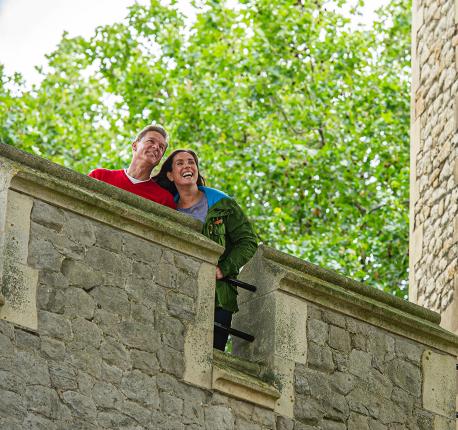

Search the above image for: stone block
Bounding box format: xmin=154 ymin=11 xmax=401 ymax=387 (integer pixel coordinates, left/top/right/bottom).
xmin=348 ymin=349 xmax=372 ymax=376
xmin=25 ymin=385 xmax=62 ymax=420
xmin=92 ymin=381 xmax=124 ymax=409
xmin=0 ymin=389 xmax=26 ymax=421
xmin=0 ymin=370 xmax=25 ymax=394
xmin=308 ymin=319 xmax=328 ymax=346
xmin=422 ymin=349 xmax=456 ymax=416
xmin=31 ymin=200 xmax=65 ymax=232
xmin=71 ymin=317 xmax=102 ymax=348
xmin=294 ymin=396 xmax=323 ymax=425
xmin=329 ymin=325 xmax=351 ymax=353
xmin=348 ymin=412 xmax=370 ymax=430
xmin=94 ymin=223 xmax=122 ymax=252
xmin=100 ymin=336 xmax=131 ymax=370
xmin=157 ymin=313 xmax=185 ymax=351
xmin=158 ymin=345 xmax=185 ymax=377
xmin=166 ymin=291 xmax=195 ymax=321
xmin=67 ymin=343 xmax=102 ymax=378
xmin=90 ymin=286 xmax=130 ymax=318
xmin=15 ymin=329 xmax=40 ymax=351
xmin=16 ymin=351 xmax=50 ymax=386
xmin=387 ymin=358 xmax=421 ymax=397
xmin=120 ymin=370 xmax=159 ymax=408
xmin=60 ymin=259 xmax=103 ymax=290
xmin=118 ymin=320 xmax=160 ymax=353
xmin=122 ymin=234 xmax=162 ymax=262
xmin=63 ymin=288 xmax=95 ymax=320
xmin=131 ymin=349 xmax=160 ymax=376
xmin=307 ymin=342 xmax=334 ymax=373
xmin=61 ymin=213 xmax=96 ymax=247
xmin=40 ymin=336 xmax=65 ymax=361
xmin=160 ymin=391 xmax=184 ymax=417
xmin=62 ymin=391 xmax=97 ymax=421
xmin=203 ymin=405 xmax=235 ymax=430
xmin=23 ymin=413 xmax=58 ymax=430
xmin=48 ymin=363 xmax=77 ymax=391
xmin=38 ymin=310 xmax=72 ymax=340
xmin=101 ymin=361 xmax=122 ymax=385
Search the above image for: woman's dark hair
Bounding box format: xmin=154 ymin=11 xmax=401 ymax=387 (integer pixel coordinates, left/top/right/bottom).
xmin=153 ymin=149 xmax=206 ymax=196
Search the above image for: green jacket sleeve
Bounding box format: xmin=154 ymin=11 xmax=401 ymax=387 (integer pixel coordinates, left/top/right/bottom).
xmin=218 ymin=200 xmax=258 ymax=277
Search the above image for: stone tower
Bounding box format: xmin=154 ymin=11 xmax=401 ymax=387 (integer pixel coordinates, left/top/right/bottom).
xmin=410 ymin=0 xmax=458 ymax=332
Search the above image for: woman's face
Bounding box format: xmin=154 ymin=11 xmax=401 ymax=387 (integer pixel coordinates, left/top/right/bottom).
xmin=167 ymin=151 xmax=199 ymax=187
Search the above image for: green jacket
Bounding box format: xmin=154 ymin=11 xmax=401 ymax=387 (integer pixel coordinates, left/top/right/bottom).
xmin=200 ymin=186 xmax=258 ymax=313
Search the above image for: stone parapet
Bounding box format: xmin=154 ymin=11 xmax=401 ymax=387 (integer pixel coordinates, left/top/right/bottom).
xmin=233 ymin=245 xmax=458 ymax=429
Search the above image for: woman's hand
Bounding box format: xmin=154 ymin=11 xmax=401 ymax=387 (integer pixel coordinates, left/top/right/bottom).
xmin=215 ymin=266 xmax=224 ymax=280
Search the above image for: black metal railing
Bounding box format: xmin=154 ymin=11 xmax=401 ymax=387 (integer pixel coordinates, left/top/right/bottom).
xmin=214 ymin=277 xmax=257 ymax=343
xmin=456 ymin=363 xmax=458 ymax=419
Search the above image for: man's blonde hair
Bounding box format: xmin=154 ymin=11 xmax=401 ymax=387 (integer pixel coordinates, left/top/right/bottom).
xmin=134 ymin=124 xmax=168 ymax=147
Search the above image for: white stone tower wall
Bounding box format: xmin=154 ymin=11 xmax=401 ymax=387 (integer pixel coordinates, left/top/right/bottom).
xmin=410 ymin=0 xmax=458 ymax=331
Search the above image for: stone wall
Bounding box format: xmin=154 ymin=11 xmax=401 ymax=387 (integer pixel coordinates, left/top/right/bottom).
xmin=410 ymin=0 xmax=458 ymax=329
xmin=0 ymin=144 xmax=457 ymax=429
xmin=234 ymin=246 xmax=458 ymax=430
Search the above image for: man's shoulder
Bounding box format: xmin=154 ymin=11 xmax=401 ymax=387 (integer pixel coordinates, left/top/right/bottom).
xmin=89 ymin=168 xmax=124 ymax=179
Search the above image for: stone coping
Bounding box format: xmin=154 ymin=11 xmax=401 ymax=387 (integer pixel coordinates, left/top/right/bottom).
xmin=257 ymin=245 xmax=458 ymax=355
xmin=0 ymin=143 xmax=223 ymax=263
xmin=261 ymin=245 xmax=440 ymax=324
xmin=212 ymin=350 xmax=280 ymax=409
xmin=0 ymin=143 xmax=200 ymax=229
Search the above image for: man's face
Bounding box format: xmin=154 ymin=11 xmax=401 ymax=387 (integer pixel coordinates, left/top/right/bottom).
xmin=132 ymin=131 xmax=167 ymax=168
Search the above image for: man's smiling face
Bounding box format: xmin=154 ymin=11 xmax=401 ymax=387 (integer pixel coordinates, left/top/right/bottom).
xmin=132 ymin=131 xmax=167 ymax=167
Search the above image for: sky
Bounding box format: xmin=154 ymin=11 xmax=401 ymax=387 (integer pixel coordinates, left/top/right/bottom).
xmin=0 ymin=0 xmax=388 ymax=86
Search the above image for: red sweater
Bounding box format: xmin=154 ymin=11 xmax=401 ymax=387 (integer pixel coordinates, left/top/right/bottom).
xmin=89 ymin=169 xmax=176 ymax=209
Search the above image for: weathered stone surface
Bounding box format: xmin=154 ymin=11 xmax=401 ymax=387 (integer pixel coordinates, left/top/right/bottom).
xmin=0 ymin=370 xmax=25 ymax=394
xmin=308 ymin=319 xmax=328 ymax=346
xmin=14 ymin=329 xmax=40 ymax=351
xmin=16 ymin=351 xmax=50 ymax=386
xmin=38 ymin=310 xmax=72 ymax=340
xmin=329 ymin=325 xmax=351 ymax=353
xmin=23 ymin=413 xmax=58 ymax=430
xmin=25 ymin=385 xmax=64 ymax=420
xmin=100 ymin=336 xmax=131 ymax=370
xmin=120 ymin=370 xmax=160 ymax=408
xmin=92 ymin=381 xmax=124 ymax=409
xmin=204 ymin=405 xmax=235 ymax=430
xmin=307 ymin=342 xmax=334 ymax=373
xmin=161 ymin=391 xmax=184 ymax=417
xmin=118 ymin=321 xmax=160 ymax=353
xmin=131 ymin=349 xmax=160 ymax=376
xmin=348 ymin=349 xmax=372 ymax=376
xmin=72 ymin=317 xmax=102 ymax=348
xmin=387 ymin=359 xmax=421 ymax=397
xmin=294 ymin=397 xmax=323 ymax=425
xmin=157 ymin=345 xmax=185 ymax=377
xmin=62 ymin=391 xmax=97 ymax=421
xmin=63 ymin=288 xmax=95 ymax=319
xmin=166 ymin=291 xmax=196 ymax=321
xmin=41 ymin=336 xmax=66 ymax=361
xmin=90 ymin=286 xmax=130 ymax=318
xmin=49 ymin=362 xmax=78 ymax=391
xmin=0 ymin=389 xmax=26 ymax=421
xmin=157 ymin=313 xmax=185 ymax=351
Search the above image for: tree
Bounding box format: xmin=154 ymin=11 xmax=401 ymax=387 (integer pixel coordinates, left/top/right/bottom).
xmin=0 ymin=0 xmax=411 ymax=297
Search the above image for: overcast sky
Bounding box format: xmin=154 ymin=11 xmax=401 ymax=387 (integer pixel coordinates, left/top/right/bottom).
xmin=0 ymin=0 xmax=387 ymax=86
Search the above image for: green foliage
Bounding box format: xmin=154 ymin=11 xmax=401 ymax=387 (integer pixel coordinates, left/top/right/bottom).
xmin=0 ymin=0 xmax=411 ymax=297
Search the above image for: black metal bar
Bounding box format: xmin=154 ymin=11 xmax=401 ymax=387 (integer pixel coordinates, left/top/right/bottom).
xmin=214 ymin=322 xmax=255 ymax=342
xmin=225 ymin=277 xmax=257 ymax=292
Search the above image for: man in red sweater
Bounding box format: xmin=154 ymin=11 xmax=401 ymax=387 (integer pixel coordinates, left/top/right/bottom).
xmin=89 ymin=125 xmax=176 ymax=209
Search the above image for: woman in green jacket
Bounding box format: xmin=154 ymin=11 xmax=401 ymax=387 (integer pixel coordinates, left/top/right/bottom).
xmin=154 ymin=149 xmax=258 ymax=350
